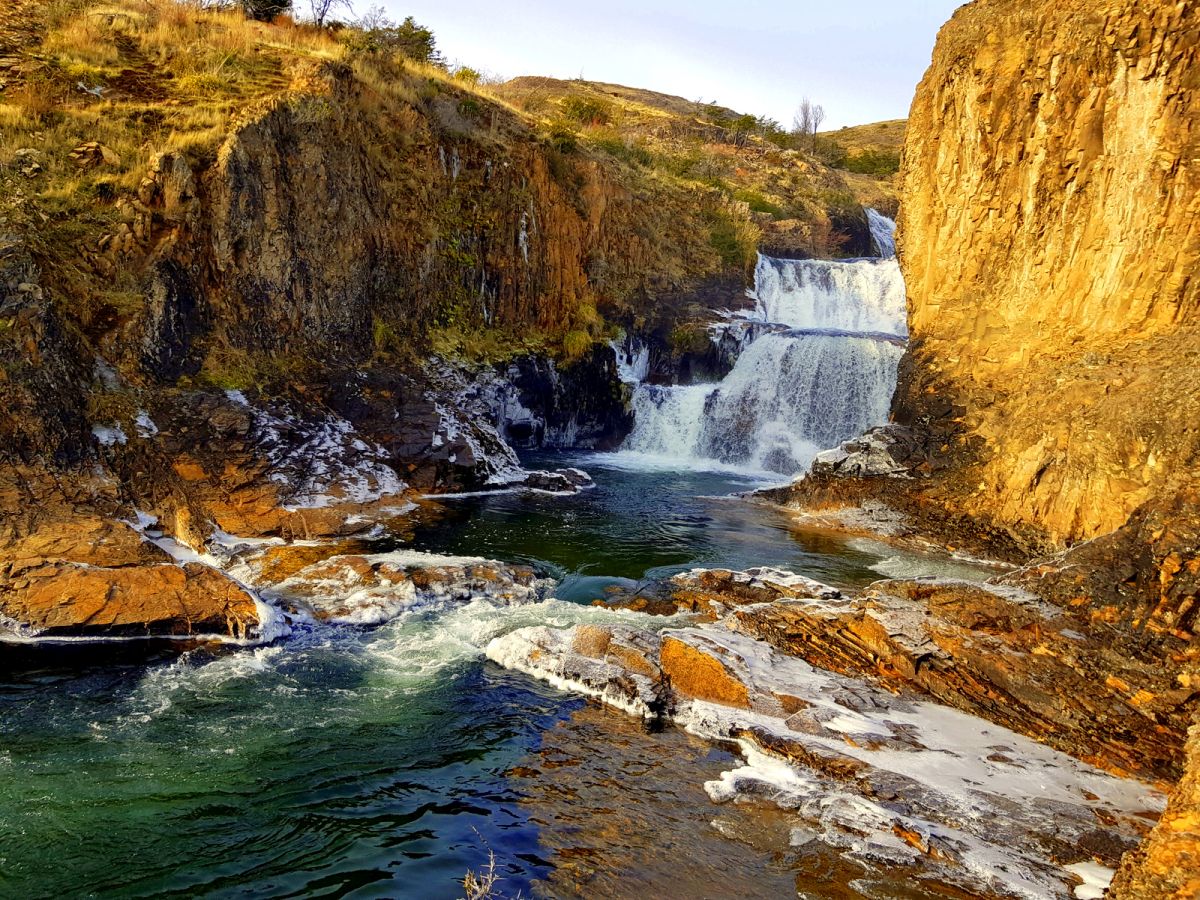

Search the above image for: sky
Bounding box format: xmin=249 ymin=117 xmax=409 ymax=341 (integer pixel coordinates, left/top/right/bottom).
xmin=373 ymin=0 xmax=965 ymax=129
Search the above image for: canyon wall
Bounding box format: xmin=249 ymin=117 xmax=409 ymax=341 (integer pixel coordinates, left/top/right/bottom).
xmin=895 ymin=0 xmax=1200 ymax=548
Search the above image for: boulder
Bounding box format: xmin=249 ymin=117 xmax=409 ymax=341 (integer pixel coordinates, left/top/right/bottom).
xmin=1 ymin=560 xmax=259 ymax=639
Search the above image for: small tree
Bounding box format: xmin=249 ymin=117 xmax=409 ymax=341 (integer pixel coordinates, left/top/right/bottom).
xmin=349 ymin=9 xmax=440 ymax=64
xmin=792 ymin=97 xmax=826 ymax=151
xmin=729 ymin=113 xmax=758 ymax=147
xmin=308 ymin=0 xmax=352 ymax=27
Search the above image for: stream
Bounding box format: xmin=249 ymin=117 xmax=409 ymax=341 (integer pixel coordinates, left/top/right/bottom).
xmin=0 ymin=449 xmax=1002 ymax=899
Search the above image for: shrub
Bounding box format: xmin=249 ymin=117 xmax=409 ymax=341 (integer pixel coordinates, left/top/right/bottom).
xmin=452 ymin=66 xmax=482 ymax=87
xmin=733 ymin=189 xmax=783 ymax=217
xmin=561 ymin=329 xmax=592 ymax=360
xmin=835 ymin=148 xmax=901 ymax=176
xmin=590 ymin=132 xmax=653 ymax=168
xmin=344 ymin=11 xmax=440 ymax=64
xmin=706 ymin=205 xmax=760 ymax=270
xmin=561 ymin=95 xmax=612 ymax=127
xmin=242 ymin=0 xmax=291 ymax=22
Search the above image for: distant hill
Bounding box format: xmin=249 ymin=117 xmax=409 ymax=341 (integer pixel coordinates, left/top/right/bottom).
xmin=821 ymin=119 xmax=907 ymax=155
xmin=495 ymin=76 xmax=892 ymax=257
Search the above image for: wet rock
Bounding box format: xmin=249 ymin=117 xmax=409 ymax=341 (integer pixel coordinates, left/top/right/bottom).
xmin=116 ymin=389 xmax=411 ymax=540
xmin=246 ymin=550 xmax=548 ymax=625
xmin=731 ymin=576 xmax=1196 ymax=783
xmin=602 ymin=566 xmax=842 ymax=621
xmin=483 ymin=347 xmax=633 ymax=451
xmin=809 ymin=425 xmax=919 ymax=478
xmin=660 ymin=634 xmax=750 ymax=708
xmin=521 ymin=467 xmax=594 ymax=493
xmin=2 ymin=560 xmax=259 ymax=639
xmin=488 ymin=623 xmax=666 ymax=717
xmin=488 ymin=614 xmax=1165 ymax=899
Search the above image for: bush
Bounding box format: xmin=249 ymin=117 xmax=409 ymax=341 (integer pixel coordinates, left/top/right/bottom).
xmin=561 ymin=329 xmax=592 ymax=360
xmin=834 ymin=148 xmax=901 ymax=176
xmin=452 ymin=66 xmax=482 ymax=86
xmin=345 ymin=12 xmax=440 ymax=64
xmin=561 ymin=95 xmax=612 ymax=127
xmin=590 ymin=133 xmax=653 ymax=168
xmin=733 ymin=189 xmax=783 ymax=217
xmin=706 ymin=206 xmax=759 ymax=270
xmin=241 ymin=0 xmax=291 ymax=22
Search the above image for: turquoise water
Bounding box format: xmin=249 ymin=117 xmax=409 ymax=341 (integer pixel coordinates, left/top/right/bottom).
xmin=0 ymin=452 xmax=983 ymax=898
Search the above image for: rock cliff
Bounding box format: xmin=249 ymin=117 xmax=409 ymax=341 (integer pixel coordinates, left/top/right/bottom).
xmin=896 ymin=0 xmax=1200 ymax=549
xmin=776 ymin=1 xmax=1200 ymax=888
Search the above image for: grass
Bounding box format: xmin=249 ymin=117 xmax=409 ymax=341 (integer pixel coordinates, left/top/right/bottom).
xmin=491 ymin=77 xmax=885 ymax=257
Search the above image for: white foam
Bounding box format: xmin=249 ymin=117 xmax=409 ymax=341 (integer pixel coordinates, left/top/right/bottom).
xmin=623 ymin=333 xmax=901 ymax=475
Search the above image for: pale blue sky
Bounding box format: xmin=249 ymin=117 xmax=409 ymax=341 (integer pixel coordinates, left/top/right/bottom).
xmin=375 ymin=1 xmax=965 ymax=128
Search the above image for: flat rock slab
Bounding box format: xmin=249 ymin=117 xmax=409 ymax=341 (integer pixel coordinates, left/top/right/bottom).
xmin=487 ymin=614 xmax=1165 ymax=900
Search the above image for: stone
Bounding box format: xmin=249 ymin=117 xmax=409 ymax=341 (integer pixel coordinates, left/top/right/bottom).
xmin=69 ymin=141 xmax=121 ymax=168
xmin=659 ymin=635 xmax=750 ymax=709
xmin=1 ymin=560 xmax=259 ymax=639
xmin=894 ymin=0 xmax=1199 ymax=549
xmin=11 ymin=147 xmax=42 ymax=177
xmin=1111 ymin=717 xmax=1200 ymax=899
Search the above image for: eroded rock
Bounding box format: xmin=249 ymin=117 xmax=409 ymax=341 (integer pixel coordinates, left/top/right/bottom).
xmin=1 ymin=560 xmax=260 ymax=639
xmin=487 ymin=608 xmax=1165 ymax=899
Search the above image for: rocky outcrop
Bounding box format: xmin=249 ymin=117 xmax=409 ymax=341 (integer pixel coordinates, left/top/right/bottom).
xmin=1112 ymin=717 xmax=1200 ymax=899
xmin=3 ymin=559 xmax=259 ymax=639
xmin=776 ymin=0 xmax=1200 ymax=688
xmin=487 ymin=567 xmax=1168 ymax=899
xmin=0 ymin=467 xmax=260 ymax=638
xmin=895 ymin=0 xmax=1199 ymax=549
xmin=601 ymin=567 xmax=1197 ymax=783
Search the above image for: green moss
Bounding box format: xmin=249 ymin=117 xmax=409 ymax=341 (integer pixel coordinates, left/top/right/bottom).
xmin=560 ymin=329 xmax=592 ymax=360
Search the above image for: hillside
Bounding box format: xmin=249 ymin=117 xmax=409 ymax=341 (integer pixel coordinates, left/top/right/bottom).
xmin=818 ymin=118 xmax=905 ymax=214
xmin=493 ymin=76 xmax=878 ymax=259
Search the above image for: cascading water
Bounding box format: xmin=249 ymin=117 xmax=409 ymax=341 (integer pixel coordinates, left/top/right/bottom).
xmin=751 ymin=254 xmax=906 ymax=337
xmin=620 ymin=209 xmax=906 ymax=475
xmin=866 ymin=207 xmax=897 ymax=258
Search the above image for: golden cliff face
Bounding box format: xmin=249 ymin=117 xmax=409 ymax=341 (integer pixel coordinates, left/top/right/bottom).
xmin=896 ymin=0 xmax=1200 ymax=546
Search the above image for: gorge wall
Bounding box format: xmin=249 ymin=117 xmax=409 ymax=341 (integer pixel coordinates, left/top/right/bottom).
xmin=895 ymin=0 xmax=1200 ymax=549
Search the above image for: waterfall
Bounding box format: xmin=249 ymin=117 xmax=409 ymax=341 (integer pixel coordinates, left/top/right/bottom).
xmin=618 ymin=211 xmax=906 ymax=475
xmin=751 ymin=254 xmax=906 ymax=337
xmin=624 ymin=334 xmax=902 ymax=474
xmin=866 ymin=207 xmax=897 ymax=258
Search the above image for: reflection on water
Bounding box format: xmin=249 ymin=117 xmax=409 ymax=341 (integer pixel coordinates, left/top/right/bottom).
xmin=408 ymin=452 xmax=915 ymax=603
xmin=516 ymin=704 xmax=992 ymax=900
